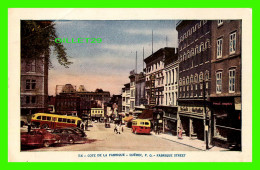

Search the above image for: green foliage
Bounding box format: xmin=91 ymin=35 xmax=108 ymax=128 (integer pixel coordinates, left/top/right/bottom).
xmin=21 ymin=20 xmax=73 ymax=68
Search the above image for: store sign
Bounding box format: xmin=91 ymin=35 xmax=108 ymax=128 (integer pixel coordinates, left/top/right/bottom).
xmin=213 ymin=102 xmax=233 ymax=106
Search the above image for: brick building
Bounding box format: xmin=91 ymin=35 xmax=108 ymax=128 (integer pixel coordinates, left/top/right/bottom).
xmin=210 ymin=20 xmax=242 ymax=149
xmin=176 ymin=20 xmax=212 ymax=142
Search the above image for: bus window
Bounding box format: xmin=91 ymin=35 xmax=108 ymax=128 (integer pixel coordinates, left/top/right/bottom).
xmin=71 ymin=120 xmax=75 ymax=124
xmin=47 ymin=117 xmax=51 ymax=121
xmin=145 ymin=122 xmax=149 ymax=125
xmin=67 ymin=119 xmax=71 ymax=123
xmin=58 ymin=118 xmax=62 ymax=122
xmin=140 ymin=122 xmax=144 ymax=125
xmin=42 ymin=116 xmax=47 ymax=120
xmin=53 ymin=117 xmax=57 ymax=121
xmin=63 ymin=118 xmax=67 ymax=123
xmin=36 ymin=116 xmax=41 ymax=120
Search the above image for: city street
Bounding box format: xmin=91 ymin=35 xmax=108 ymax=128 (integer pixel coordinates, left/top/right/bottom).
xmin=23 ymin=123 xmax=199 ymax=151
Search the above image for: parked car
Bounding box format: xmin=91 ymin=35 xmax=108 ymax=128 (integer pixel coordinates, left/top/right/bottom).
xmin=21 ymin=129 xmax=60 ymax=147
xmin=105 ymin=123 xmax=110 ymax=128
xmin=67 ymin=127 xmax=87 ymax=137
xmin=94 ymin=120 xmax=98 ymax=123
xmin=52 ymin=128 xmax=87 ymax=144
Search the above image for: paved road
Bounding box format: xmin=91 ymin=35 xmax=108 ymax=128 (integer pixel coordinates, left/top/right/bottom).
xmin=25 ymin=123 xmax=199 ymax=151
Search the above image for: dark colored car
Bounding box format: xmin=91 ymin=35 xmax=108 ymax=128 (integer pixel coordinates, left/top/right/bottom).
xmin=67 ymin=127 xmax=87 ymax=137
xmin=52 ymin=128 xmax=87 ymax=144
xmin=105 ymin=123 xmax=110 ymax=128
xmin=21 ymin=129 xmax=60 ymax=147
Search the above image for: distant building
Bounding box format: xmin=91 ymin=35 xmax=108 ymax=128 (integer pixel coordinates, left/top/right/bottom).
xmin=91 ymin=108 xmax=104 ymax=122
xmin=20 ymin=54 xmax=48 ymax=125
xmin=55 ymin=84 xmax=80 ymax=117
xmin=121 ymin=83 xmax=131 ymax=116
xmin=129 ymin=70 xmax=136 ymax=114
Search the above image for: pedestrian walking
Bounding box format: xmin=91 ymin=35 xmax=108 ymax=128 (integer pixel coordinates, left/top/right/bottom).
xmin=178 ymin=127 xmax=183 ymax=139
xmin=116 ymin=124 xmax=121 ymax=134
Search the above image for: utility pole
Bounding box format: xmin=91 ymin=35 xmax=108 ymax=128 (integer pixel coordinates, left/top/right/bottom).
xmin=152 ymin=30 xmax=153 ymax=55
xmin=143 ymin=47 xmax=144 ymax=72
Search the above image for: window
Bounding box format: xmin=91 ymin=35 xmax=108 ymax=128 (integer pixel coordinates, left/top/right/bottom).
xmin=58 ymin=118 xmax=62 ymax=122
xmin=229 ymin=69 xmax=236 ymax=93
xmin=47 ymin=117 xmax=51 ymax=121
xmin=25 ymin=96 xmax=36 ymax=104
xmin=26 ymin=59 xmax=36 ymax=72
xmin=217 ymin=20 xmax=223 ymax=26
xmin=37 ymin=116 xmax=41 ymax=120
xmin=217 ymin=38 xmax=223 ymax=58
xmin=216 ymin=72 xmax=222 ymax=93
xmin=205 ymin=71 xmax=209 ymax=80
xmin=182 ymin=77 xmax=185 ymax=86
xmin=42 ymin=116 xmax=47 ymax=120
xmin=190 ymin=75 xmax=194 ymax=84
xmin=230 ymin=32 xmax=236 ymax=54
xmin=186 ymin=76 xmax=189 ymax=85
xmin=179 ymin=78 xmax=182 ymax=86
xmin=194 ymin=74 xmax=198 ymax=83
xmin=199 ymin=72 xmax=203 ymax=82
xmin=25 ymin=79 xmax=36 ymax=90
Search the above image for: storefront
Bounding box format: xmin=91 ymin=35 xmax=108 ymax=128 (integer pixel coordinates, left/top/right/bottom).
xmin=211 ymin=97 xmax=241 ymax=150
xmin=160 ymin=106 xmax=178 ymax=136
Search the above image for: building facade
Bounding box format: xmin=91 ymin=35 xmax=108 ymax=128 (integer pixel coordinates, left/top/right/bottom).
xmin=122 ymin=83 xmax=130 ymax=116
xmin=176 ymin=20 xmax=212 ymax=142
xmin=20 ymin=54 xmax=48 ymax=125
xmin=144 ymin=48 xmax=175 ymax=107
xmin=161 ymin=48 xmax=179 ymax=135
xmin=129 ymin=70 xmax=136 ymax=114
xmin=210 ymin=20 xmax=242 ymax=149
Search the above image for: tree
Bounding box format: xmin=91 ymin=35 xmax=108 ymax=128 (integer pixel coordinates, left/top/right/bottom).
xmin=21 ymin=20 xmax=72 ymax=68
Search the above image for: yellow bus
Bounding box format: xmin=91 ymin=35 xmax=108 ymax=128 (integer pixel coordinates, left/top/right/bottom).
xmin=31 ymin=113 xmax=82 ymax=129
xmin=132 ymin=119 xmax=151 ymax=134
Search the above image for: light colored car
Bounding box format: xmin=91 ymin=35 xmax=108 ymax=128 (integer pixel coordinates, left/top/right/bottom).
xmin=94 ymin=120 xmax=98 ymax=123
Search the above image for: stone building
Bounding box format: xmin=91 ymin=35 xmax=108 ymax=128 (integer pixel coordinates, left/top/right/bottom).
xmin=20 ymin=54 xmax=48 ymax=125
xmin=210 ymin=20 xmax=242 ymax=149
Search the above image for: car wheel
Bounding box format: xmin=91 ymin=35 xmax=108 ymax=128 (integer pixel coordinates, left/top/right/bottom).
xmin=43 ymin=141 xmax=50 ymax=147
xmin=41 ymin=124 xmax=49 ymax=129
xmin=68 ymin=138 xmax=75 ymax=144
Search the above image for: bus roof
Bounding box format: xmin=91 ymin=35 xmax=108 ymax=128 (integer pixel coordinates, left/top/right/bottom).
xmin=34 ymin=113 xmax=81 ymax=120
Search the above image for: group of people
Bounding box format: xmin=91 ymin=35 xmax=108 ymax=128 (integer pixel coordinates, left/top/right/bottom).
xmin=114 ymin=123 xmax=123 ymax=134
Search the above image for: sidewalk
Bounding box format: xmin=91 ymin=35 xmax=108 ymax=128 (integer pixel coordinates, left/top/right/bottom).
xmin=151 ymin=132 xmax=228 ymax=151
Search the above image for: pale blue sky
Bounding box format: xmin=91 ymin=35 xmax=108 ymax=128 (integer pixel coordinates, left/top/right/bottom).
xmin=49 ymin=20 xmax=178 ymax=95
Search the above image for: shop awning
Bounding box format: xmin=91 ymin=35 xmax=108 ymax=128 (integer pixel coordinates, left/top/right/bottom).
xmin=138 ymin=109 xmax=153 ymax=120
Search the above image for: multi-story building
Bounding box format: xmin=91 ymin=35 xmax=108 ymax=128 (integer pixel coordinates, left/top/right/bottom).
xmin=55 ymin=84 xmax=80 ymax=117
xmin=20 ymin=54 xmax=48 ymax=125
xmin=176 ymin=20 xmax=212 ymax=142
xmin=135 ymin=72 xmax=146 ymax=107
xmin=144 ymin=48 xmax=175 ymax=106
xmin=129 ymin=70 xmax=136 ymax=114
xmin=161 ymin=48 xmax=179 ymax=135
xmin=210 ymin=20 xmax=242 ymax=149
xmin=122 ymin=83 xmax=130 ymax=116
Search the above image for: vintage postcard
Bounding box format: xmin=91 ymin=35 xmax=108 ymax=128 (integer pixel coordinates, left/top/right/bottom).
xmin=8 ymin=8 xmax=252 ymax=162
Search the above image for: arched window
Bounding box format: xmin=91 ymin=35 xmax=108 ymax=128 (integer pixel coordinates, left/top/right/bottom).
xmin=182 ymin=77 xmax=185 ymax=86
xmin=194 ymin=73 xmax=198 ymax=83
xmin=199 ymin=72 xmax=204 ymax=82
xmin=186 ymin=76 xmax=189 ymax=85
xmin=190 ymin=74 xmax=194 ymax=84
xmin=179 ymin=78 xmax=182 ymax=86
xmin=201 ymin=42 xmax=204 ymax=51
xmin=205 ymin=70 xmax=209 ymax=80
